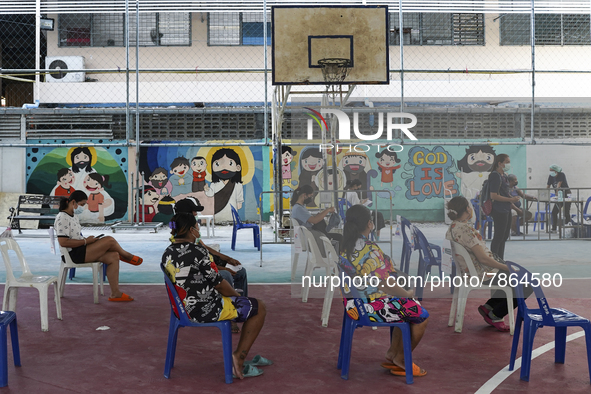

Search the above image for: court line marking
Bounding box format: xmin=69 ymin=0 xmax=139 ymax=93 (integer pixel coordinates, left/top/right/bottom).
xmin=475 ymin=331 xmax=585 ymax=394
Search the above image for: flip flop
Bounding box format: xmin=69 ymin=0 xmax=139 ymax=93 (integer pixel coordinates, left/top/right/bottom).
xmin=381 ymin=362 xmax=403 ymax=371
xmin=108 ymin=293 xmax=134 ymax=302
xmin=121 ymin=255 xmax=143 ymax=266
xmin=478 ymin=305 xmax=495 ymax=327
xmin=233 ymin=364 xmax=264 ymax=378
xmin=245 ymin=355 xmax=273 ymax=367
xmin=389 ymin=363 xmax=427 ymax=377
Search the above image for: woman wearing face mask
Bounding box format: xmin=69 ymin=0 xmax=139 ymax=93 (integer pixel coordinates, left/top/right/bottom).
xmin=445 ymin=196 xmax=532 ymax=332
xmin=487 ymin=154 xmax=520 ymax=260
xmin=55 ymin=190 xmax=143 ymax=302
xmin=162 ymin=213 xmax=268 ymax=379
xmin=547 ymin=164 xmax=572 ymax=232
xmin=290 ymin=184 xmax=343 ymax=252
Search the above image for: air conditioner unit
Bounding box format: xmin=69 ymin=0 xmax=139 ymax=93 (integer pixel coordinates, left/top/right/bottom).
xmin=45 ymin=56 xmax=86 ymax=83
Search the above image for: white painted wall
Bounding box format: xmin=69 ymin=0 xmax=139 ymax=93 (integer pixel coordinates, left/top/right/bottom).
xmin=0 ymin=148 xmax=26 ymax=193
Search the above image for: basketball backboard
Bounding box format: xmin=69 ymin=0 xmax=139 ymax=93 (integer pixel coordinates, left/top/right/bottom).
xmin=272 ymin=6 xmax=389 ymax=85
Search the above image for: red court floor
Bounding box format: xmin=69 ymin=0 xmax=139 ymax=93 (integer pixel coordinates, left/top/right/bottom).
xmin=2 ymin=283 xmax=590 ymax=393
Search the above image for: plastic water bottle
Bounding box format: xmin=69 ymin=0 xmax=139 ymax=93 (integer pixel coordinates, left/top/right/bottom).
xmin=558 ymin=191 xmax=563 ymax=201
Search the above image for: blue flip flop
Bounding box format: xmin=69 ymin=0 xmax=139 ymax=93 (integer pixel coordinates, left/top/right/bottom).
xmin=245 ymin=355 xmax=274 ymax=366
xmin=233 ymin=364 xmax=264 ymax=379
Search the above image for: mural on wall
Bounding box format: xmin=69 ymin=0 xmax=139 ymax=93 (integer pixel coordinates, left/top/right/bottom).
xmin=374 ymin=149 xmax=402 ymax=187
xmin=456 ymin=145 xmax=497 ymax=200
xmin=402 ymin=146 xmax=460 ymax=202
xmin=139 ymin=144 xmax=262 ymax=223
xmin=298 ymin=147 xmax=324 ymax=207
xmin=338 ymin=152 xmax=378 ymax=199
xmin=26 ymin=145 xmax=128 ymax=223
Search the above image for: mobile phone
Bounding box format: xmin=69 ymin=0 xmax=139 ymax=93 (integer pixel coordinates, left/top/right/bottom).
xmin=95 ymin=234 xmax=105 ymax=239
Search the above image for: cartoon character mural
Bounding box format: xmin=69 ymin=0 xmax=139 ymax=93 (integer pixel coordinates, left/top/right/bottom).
xmin=27 ymin=145 xmax=128 ymax=223
xmin=315 ymin=167 xmax=346 ymax=192
xmin=456 ymin=145 xmax=497 ymax=200
xmin=298 ymin=148 xmax=324 ymax=207
xmin=204 ymin=148 xmax=244 ymax=222
xmin=281 ymin=145 xmax=296 ymax=185
xmin=135 ymin=185 xmax=159 ymax=222
xmin=190 ymin=156 xmax=207 ymax=192
xmin=169 ymin=157 xmax=193 ymax=197
xmin=375 ymin=149 xmax=402 ymax=186
xmin=54 ymin=168 xmax=75 ymax=197
xmin=148 ymin=167 xmax=172 ymax=196
xmin=339 ymin=152 xmax=373 ymax=198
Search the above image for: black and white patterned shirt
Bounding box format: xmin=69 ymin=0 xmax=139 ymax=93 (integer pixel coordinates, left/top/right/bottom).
xmin=54 ymin=211 xmax=83 ymax=252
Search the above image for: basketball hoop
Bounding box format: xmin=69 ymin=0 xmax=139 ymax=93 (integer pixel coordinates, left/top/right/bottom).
xmin=318 ymin=58 xmax=350 ymax=84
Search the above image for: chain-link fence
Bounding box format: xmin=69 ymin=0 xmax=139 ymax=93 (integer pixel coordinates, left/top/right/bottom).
xmin=2 ymin=2 xmax=591 ymax=143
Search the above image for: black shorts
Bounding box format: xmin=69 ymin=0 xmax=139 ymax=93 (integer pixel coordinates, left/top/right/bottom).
xmin=68 ymin=245 xmax=87 ymax=264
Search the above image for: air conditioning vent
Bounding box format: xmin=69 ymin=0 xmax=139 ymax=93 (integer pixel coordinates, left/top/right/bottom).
xmin=45 ymin=56 xmax=85 ymax=83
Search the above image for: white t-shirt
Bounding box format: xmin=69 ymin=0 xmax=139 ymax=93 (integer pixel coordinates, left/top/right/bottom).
xmin=54 ymin=211 xmax=83 ymax=252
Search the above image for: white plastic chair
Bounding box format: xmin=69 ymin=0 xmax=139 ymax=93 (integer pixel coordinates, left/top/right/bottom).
xmin=58 ymin=246 xmax=104 ymax=304
xmin=299 ymin=227 xmax=337 ymax=327
xmin=0 ymin=238 xmax=62 ymax=331
xmin=448 ymin=241 xmax=514 ymax=335
xmin=290 ymin=218 xmax=308 ymax=281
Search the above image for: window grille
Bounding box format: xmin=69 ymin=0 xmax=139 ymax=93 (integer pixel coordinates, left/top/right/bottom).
xmin=501 ymin=14 xmax=590 ymax=45
xmin=208 ymin=12 xmax=270 ymax=46
xmin=389 ymin=13 xmax=484 ymax=46
xmin=59 ymin=13 xmax=191 ymax=47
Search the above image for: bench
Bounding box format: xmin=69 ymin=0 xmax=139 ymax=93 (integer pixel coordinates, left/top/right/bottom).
xmin=8 ymin=195 xmax=62 ymax=234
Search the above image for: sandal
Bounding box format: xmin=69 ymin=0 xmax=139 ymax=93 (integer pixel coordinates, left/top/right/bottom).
xmin=491 ymin=320 xmax=510 ymax=332
xmin=245 ymin=355 xmax=273 ymax=367
xmin=389 ymin=363 xmax=427 ymax=377
xmin=478 ymin=305 xmax=494 ymax=327
xmin=121 ymin=255 xmax=143 ymax=266
xmin=108 ymin=293 xmax=134 ymax=302
xmin=233 ymin=364 xmax=264 ymax=379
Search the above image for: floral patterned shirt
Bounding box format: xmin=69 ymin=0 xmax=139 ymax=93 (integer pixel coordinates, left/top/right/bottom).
xmin=445 ymin=220 xmax=498 ymax=278
xmin=161 ymin=242 xmax=224 ymax=323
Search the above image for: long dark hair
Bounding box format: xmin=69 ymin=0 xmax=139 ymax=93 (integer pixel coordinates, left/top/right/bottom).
xmin=169 ymin=212 xmax=197 ymax=240
xmin=70 ymin=147 xmax=93 ymax=173
xmin=446 ymin=196 xmax=470 ymax=221
xmin=342 ymin=204 xmax=372 ymax=261
xmin=291 ymin=184 xmax=313 ymax=206
xmin=211 ymin=148 xmax=242 ymax=183
xmin=492 ymin=153 xmax=509 ymax=171
xmin=59 ymin=190 xmax=88 ymax=211
xmin=342 ymin=179 xmax=362 ymax=198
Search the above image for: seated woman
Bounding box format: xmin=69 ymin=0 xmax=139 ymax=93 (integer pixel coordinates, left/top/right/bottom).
xmin=161 ymin=213 xmax=267 ymax=379
xmin=54 ymin=190 xmax=143 ymax=302
xmin=291 ymin=184 xmax=343 ymax=253
xmin=340 ymin=204 xmax=429 ymax=377
xmin=343 ymin=179 xmax=386 ymax=239
xmin=445 ymin=196 xmax=532 ymax=332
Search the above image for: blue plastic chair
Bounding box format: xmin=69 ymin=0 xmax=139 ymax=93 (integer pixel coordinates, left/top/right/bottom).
xmin=470 ymin=199 xmax=493 ymax=239
xmin=583 ymin=196 xmax=591 ymax=221
xmin=337 ymin=198 xmax=350 ymax=223
xmin=399 ymin=217 xmax=414 ymax=275
xmin=533 ymin=204 xmax=551 ymax=231
xmin=506 ymin=261 xmax=591 ymax=383
xmin=161 ymin=266 xmax=233 ymax=383
xmin=335 ymin=260 xmax=414 ymax=384
xmin=68 ymin=264 xmax=107 ymax=282
xmin=0 ymin=311 xmax=21 ymax=387
xmin=412 ymin=226 xmax=443 ymax=300
xmin=230 ymin=205 xmax=260 ymax=251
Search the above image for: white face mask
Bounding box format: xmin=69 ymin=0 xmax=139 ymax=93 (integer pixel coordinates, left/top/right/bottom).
xmin=74 ymin=205 xmax=84 ymax=215
xmin=550 ymin=171 xmax=557 ymax=177
xmin=503 ymin=163 xmax=511 ymax=172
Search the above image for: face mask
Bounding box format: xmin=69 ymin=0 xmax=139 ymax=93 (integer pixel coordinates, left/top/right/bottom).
xmin=550 ymin=171 xmax=557 ymax=177
xmin=74 ymin=206 xmax=84 ymax=215
xmin=303 ymin=197 xmax=313 ymax=205
xmin=503 ymin=163 xmax=511 ymax=172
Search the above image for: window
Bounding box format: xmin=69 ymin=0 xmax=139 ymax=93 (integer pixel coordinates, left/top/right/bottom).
xmin=500 ymin=14 xmax=590 ymax=45
xmin=208 ymin=13 xmax=271 ymax=46
xmin=59 ymin=13 xmax=191 ymax=47
xmin=389 ymin=13 xmax=484 ymax=45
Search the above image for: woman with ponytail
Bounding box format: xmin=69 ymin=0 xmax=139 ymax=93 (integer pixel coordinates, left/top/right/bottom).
xmin=54 ymin=190 xmax=143 ymax=302
xmin=162 ymin=213 xmax=268 ymax=379
xmin=340 ymin=204 xmax=429 ymax=377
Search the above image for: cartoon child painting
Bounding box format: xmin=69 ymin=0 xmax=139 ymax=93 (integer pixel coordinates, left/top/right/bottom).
xmin=82 ymin=173 xmax=114 ymax=223
xmin=375 ymin=149 xmax=402 ymax=186
xmin=315 ymin=167 xmax=346 ymax=192
xmin=456 ymin=145 xmax=497 ymax=200
xmin=190 ymin=156 xmax=207 ymax=192
xmin=298 ymin=148 xmax=324 ymax=207
xmin=281 ymin=145 xmax=296 ymax=185
xmin=148 ymin=167 xmax=172 ymax=196
xmin=135 ymin=185 xmax=159 ymax=222
xmin=204 ymin=148 xmax=244 ymax=222
xmin=169 ymin=157 xmax=192 ymax=197
xmin=53 ymin=168 xmax=75 ymax=197
xmin=339 ymin=152 xmax=372 ymax=198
